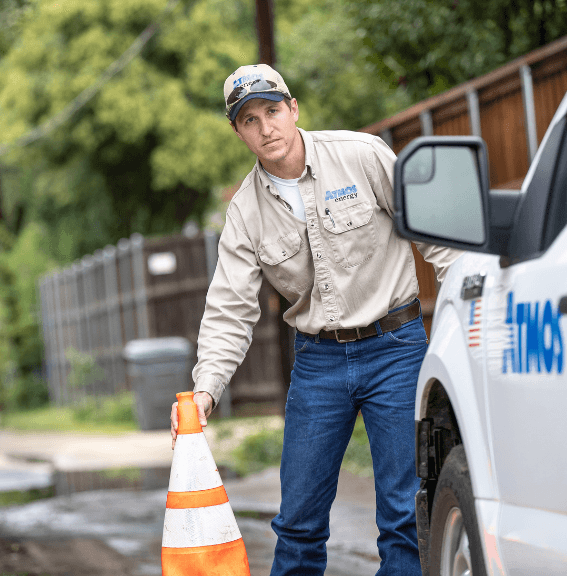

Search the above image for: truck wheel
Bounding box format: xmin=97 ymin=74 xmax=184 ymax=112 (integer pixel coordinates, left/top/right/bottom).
xmin=429 ymin=444 xmax=487 ymax=576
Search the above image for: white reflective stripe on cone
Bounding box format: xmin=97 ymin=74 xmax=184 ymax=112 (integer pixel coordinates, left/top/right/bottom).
xmin=168 ymin=433 xmax=223 ymax=492
xmin=162 ymin=502 xmax=242 ymax=548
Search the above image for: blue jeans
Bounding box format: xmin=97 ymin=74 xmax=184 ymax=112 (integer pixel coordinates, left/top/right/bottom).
xmin=270 ymin=301 xmax=427 ymax=576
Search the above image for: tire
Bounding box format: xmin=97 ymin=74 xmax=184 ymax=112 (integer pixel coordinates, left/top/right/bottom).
xmin=429 ymin=444 xmax=487 ymax=576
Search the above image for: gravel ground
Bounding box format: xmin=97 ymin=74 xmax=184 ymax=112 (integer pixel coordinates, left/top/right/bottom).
xmin=0 ymin=536 xmax=137 ymax=576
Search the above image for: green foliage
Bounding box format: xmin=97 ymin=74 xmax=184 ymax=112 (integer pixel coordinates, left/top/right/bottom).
xmin=4 ymin=373 xmax=49 ymax=411
xmin=1 ymin=400 xmax=138 ymax=432
xmin=66 ymin=347 xmax=135 ymax=425
xmin=0 ymin=222 xmax=55 ymax=411
xmin=0 ymin=0 xmax=256 ymax=262
xmin=0 ymin=486 xmax=55 ymax=508
xmin=229 ymin=415 xmax=373 ymax=477
xmin=65 ymin=347 xmax=106 ymax=391
xmin=72 ymin=391 xmax=136 ymax=425
xmin=101 ymin=466 xmax=142 ymax=483
xmin=350 ymin=0 xmax=567 ymax=101
xmin=277 ymin=0 xmax=411 ymax=130
xmin=231 ymin=426 xmax=284 ymax=476
xmin=342 ymin=417 xmax=373 ymax=477
xmin=0 ymin=0 xmax=34 ymax=59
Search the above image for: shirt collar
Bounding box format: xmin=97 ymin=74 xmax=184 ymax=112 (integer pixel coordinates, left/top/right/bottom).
xmin=298 ymin=128 xmax=315 ymax=172
xmin=255 ymin=128 xmax=316 ymax=196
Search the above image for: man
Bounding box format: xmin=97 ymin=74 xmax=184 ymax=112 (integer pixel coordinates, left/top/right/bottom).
xmin=171 ymin=64 xmax=461 ymax=575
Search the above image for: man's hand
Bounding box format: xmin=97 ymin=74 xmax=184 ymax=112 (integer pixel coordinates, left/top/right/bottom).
xmin=170 ymin=391 xmax=214 ymax=450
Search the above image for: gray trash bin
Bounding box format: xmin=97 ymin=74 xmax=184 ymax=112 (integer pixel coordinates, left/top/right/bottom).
xmin=123 ymin=337 xmax=194 ymax=430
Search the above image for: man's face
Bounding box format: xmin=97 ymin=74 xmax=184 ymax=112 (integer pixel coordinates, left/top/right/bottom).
xmin=232 ymin=97 xmax=299 ymax=166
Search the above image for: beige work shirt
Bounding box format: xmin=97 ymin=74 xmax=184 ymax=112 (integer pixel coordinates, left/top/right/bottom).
xmin=193 ymin=128 xmax=461 ymax=406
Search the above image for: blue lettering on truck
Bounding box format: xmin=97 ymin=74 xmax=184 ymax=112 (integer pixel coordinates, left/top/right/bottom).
xmin=502 ymin=291 xmax=563 ymax=374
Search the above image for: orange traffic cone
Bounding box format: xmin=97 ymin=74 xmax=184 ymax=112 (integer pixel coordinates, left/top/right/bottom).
xmin=162 ymin=391 xmax=251 ymax=576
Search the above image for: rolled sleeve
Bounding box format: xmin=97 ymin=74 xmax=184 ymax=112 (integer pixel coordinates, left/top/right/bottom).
xmin=414 ymin=241 xmax=464 ymax=283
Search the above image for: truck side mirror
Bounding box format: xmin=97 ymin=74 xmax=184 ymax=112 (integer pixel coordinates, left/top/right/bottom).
xmin=394 ymin=136 xmax=492 ymax=253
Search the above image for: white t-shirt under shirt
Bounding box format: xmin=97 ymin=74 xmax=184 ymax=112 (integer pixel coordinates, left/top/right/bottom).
xmin=263 ymin=169 xmax=306 ymax=221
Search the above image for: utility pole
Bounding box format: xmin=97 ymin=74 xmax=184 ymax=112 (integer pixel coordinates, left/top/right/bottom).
xmin=255 ymin=0 xmax=294 ymax=410
xmin=255 ymin=0 xmax=275 ymax=65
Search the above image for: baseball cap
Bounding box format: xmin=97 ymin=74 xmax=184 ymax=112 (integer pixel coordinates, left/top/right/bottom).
xmin=224 ymin=64 xmax=291 ymax=122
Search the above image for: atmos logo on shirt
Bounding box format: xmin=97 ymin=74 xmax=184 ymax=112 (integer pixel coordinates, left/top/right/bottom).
xmin=502 ymin=291 xmax=563 ymax=374
xmin=325 ymin=185 xmax=358 ymax=202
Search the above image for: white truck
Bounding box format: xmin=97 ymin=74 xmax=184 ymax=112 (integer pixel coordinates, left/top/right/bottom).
xmin=393 ymin=92 xmax=567 ymax=576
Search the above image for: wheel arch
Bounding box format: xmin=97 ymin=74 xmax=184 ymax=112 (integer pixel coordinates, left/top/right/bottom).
xmin=415 ymin=304 xmax=506 ymax=576
xmin=416 ymin=304 xmax=497 ymax=502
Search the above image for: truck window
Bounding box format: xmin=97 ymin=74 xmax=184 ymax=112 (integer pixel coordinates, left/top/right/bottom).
xmin=543 ymin=125 xmax=567 ymax=250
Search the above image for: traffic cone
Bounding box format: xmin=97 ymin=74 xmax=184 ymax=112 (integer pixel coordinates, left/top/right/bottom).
xmin=162 ymin=391 xmax=251 ymax=576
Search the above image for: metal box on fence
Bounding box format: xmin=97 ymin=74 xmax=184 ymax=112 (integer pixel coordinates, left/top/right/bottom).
xmin=123 ymin=337 xmax=194 ymax=430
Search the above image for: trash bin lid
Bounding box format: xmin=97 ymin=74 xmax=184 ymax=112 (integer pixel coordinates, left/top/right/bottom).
xmin=123 ymin=337 xmax=192 ymax=363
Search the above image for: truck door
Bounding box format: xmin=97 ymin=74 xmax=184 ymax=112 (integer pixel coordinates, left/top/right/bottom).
xmin=483 ymin=131 xmax=567 ymax=573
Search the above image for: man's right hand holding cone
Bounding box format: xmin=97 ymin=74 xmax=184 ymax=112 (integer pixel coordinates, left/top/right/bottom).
xmin=170 ymin=391 xmax=213 ymax=450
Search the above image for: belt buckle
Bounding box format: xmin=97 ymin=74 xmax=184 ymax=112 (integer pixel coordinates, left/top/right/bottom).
xmin=335 ymin=327 xmax=361 ymax=343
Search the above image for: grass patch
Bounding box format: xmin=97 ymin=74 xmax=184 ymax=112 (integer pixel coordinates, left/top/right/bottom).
xmin=231 ymin=427 xmax=284 ymax=477
xmin=0 ymin=394 xmax=138 ymax=434
xmin=234 ymin=510 xmax=276 ymax=521
xmin=227 ymin=415 xmax=373 ymax=478
xmin=71 ymin=392 xmax=136 ymax=425
xmin=0 ymin=486 xmax=55 ymax=508
xmin=100 ymin=467 xmax=142 ymax=483
xmin=342 ymin=417 xmax=373 ymax=477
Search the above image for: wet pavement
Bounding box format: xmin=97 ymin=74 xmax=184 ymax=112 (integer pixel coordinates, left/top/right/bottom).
xmin=0 ymin=429 xmax=380 ymax=575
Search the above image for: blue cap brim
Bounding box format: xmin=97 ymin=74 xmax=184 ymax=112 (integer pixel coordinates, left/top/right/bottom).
xmin=229 ymin=92 xmax=285 ymax=122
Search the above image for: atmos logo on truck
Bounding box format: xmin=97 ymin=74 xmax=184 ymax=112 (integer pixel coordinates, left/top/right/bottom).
xmin=503 ymin=292 xmax=563 ymax=374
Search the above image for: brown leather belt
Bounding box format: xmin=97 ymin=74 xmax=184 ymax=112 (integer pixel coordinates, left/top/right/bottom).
xmin=310 ymin=300 xmax=421 ymax=343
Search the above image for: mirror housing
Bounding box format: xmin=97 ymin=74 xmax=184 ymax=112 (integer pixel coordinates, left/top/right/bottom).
xmin=394 ymin=136 xmax=496 ymax=254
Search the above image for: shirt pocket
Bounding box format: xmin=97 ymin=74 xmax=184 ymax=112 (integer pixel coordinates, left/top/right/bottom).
xmin=323 ymin=201 xmax=376 ymax=267
xmin=257 ymin=229 xmax=312 ymax=297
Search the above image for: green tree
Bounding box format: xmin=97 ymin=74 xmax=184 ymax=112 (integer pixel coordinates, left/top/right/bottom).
xmin=0 ymin=0 xmax=34 ymax=59
xmin=0 ymin=0 xmax=265 ymax=403
xmin=276 ymin=0 xmax=411 ymax=131
xmin=0 ymin=0 xmax=257 ymax=261
xmin=350 ymin=0 xmax=567 ymax=102
xmin=0 ymin=222 xmax=55 ymax=410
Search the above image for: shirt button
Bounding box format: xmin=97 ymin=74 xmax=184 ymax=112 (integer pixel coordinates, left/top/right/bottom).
xmin=316 ymin=253 xmax=322 ymax=259
xmin=310 ymin=221 xmax=315 ymax=227
xmin=347 ymin=221 xmax=352 ymax=226
xmin=282 ymin=251 xmax=287 ymax=257
xmin=329 ymin=316 xmax=335 ymax=322
xmin=324 ymin=284 xmax=329 ymax=290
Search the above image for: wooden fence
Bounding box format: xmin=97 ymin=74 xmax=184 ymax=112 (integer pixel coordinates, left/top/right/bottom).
xmin=38 ymin=232 xmax=286 ymax=417
xmin=38 ymin=234 xmax=148 ymax=406
xmin=361 ymin=35 xmax=567 ymax=332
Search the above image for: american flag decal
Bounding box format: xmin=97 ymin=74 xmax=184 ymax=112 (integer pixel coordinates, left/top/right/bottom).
xmin=468 ymin=299 xmax=482 ymax=348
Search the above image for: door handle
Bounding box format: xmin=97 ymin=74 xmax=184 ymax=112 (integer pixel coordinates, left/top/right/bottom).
xmin=560 ymin=296 xmax=567 ymax=315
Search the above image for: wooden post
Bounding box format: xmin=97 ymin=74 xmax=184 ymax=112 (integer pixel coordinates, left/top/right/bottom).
xmin=255 ymin=0 xmax=291 ymax=412
xmin=467 ymin=90 xmax=482 ymax=137
xmin=520 ymin=64 xmax=538 ymax=163
xmin=255 ymin=0 xmax=275 ymax=65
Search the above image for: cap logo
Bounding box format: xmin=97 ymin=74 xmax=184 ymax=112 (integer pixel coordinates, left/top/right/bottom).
xmin=224 ymin=64 xmax=291 ymax=121
xmin=233 ymin=73 xmax=263 ymax=88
